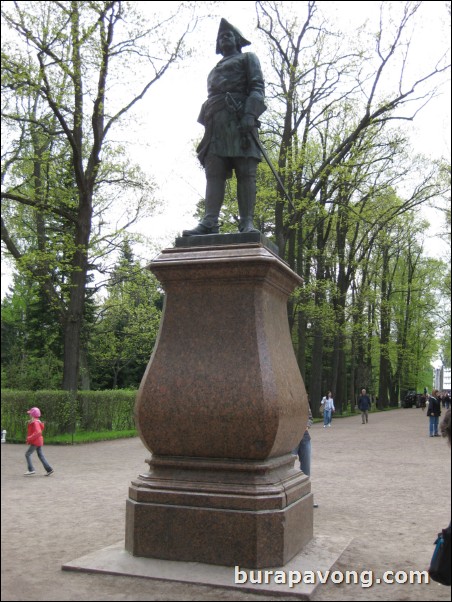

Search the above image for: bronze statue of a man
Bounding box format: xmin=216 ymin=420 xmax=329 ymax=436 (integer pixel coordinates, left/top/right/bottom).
xmin=183 ymin=19 xmax=266 ymax=236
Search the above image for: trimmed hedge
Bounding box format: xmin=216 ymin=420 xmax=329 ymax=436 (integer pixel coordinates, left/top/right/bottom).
xmin=0 ymin=389 xmax=137 ymax=442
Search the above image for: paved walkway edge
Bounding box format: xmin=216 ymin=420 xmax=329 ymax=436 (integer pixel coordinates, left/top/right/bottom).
xmin=62 ymin=535 xmax=351 ymax=599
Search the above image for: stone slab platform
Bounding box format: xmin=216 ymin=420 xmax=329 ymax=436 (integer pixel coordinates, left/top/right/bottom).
xmin=62 ymin=535 xmax=351 ymax=600
xmin=175 ymin=232 xmax=280 ymax=256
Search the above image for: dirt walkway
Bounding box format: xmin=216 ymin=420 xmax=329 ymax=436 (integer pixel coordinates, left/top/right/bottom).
xmin=1 ymin=408 xmax=450 ymax=601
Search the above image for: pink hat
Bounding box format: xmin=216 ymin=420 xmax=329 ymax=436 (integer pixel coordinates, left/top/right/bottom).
xmin=27 ymin=407 xmax=41 ymax=418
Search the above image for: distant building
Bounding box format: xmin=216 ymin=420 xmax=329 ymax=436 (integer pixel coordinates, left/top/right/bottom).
xmin=444 ymin=367 xmax=451 ymax=391
xmin=433 ymin=366 xmax=451 ymax=392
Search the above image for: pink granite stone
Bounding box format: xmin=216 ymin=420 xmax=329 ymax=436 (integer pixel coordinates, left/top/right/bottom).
xmin=126 ymin=242 xmax=313 ymax=568
xmin=135 ymin=243 xmax=308 ymax=460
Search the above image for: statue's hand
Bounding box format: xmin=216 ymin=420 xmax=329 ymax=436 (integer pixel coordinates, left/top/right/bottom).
xmin=239 ymin=114 xmax=255 ymax=133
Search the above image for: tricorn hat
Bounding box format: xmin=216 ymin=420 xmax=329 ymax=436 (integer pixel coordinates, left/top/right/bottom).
xmin=216 ymin=18 xmax=251 ymax=54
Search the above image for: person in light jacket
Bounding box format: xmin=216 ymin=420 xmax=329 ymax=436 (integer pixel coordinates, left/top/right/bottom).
xmin=321 ymin=392 xmax=335 ymax=428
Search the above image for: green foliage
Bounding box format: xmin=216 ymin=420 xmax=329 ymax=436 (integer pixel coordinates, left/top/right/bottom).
xmin=0 ymin=389 xmax=137 ymax=442
xmin=1 ymin=0 xmax=188 ymax=389
xmin=0 ymin=241 xmax=162 ymax=391
xmin=44 ymin=430 xmax=137 ymax=444
xmin=1 ymin=274 xmax=64 ymax=389
xmin=77 ymin=390 xmax=137 ymax=431
xmin=1 ymin=390 xmax=76 ymax=440
xmin=249 ymin=0 xmax=451 ymax=410
xmin=2 ymin=1 xmax=450 ymax=406
xmin=87 ymin=241 xmax=163 ymax=389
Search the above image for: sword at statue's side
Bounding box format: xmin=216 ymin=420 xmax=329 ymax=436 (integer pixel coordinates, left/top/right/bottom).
xmin=225 ymin=92 xmax=296 ymax=213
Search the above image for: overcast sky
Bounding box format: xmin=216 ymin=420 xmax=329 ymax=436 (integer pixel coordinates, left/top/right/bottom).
xmin=125 ymin=0 xmax=451 ymax=254
xmin=1 ymin=1 xmax=450 ymax=297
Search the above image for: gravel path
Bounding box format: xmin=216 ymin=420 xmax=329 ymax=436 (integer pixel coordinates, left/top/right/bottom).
xmin=1 ymin=407 xmax=450 ymax=601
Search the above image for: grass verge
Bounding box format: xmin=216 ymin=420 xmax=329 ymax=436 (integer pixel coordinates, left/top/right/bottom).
xmin=44 ymin=429 xmax=137 ymax=444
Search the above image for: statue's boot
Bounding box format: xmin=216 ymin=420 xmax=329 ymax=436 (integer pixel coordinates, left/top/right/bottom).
xmin=182 ymin=223 xmax=219 ymax=236
xmin=237 ymin=175 xmax=260 ymax=233
xmin=182 ymin=176 xmax=225 ymax=236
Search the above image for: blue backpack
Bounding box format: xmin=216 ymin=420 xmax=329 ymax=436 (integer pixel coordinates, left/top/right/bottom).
xmin=429 ymin=524 xmax=451 ymax=586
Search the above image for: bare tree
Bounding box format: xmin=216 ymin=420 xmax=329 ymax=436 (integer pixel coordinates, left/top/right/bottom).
xmin=255 ymin=0 xmax=450 ymax=412
xmin=1 ymin=1 xmax=195 ymax=390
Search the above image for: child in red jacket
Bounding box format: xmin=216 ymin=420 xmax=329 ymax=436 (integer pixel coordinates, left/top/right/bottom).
xmin=24 ymin=407 xmax=54 ymax=476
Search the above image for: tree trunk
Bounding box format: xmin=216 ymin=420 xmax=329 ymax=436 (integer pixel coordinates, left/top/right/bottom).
xmin=309 ymin=325 xmax=324 ymax=417
xmin=79 ymin=347 xmax=91 ymax=391
xmin=309 ymin=228 xmax=326 ymax=417
xmin=334 ymin=343 xmax=347 ymax=414
xmin=349 ymin=333 xmax=356 ymax=413
xmin=378 ymin=246 xmax=392 ymax=407
xmin=62 ymin=196 xmax=92 ymax=391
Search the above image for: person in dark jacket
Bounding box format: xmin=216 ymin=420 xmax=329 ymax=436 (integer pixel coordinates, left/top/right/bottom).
xmin=293 ymin=407 xmax=313 ymax=477
xmin=183 ymin=18 xmax=266 ymax=236
xmin=358 ymin=389 xmax=371 ymax=424
xmin=427 ymin=389 xmax=442 ymax=437
xmin=428 ymin=408 xmax=451 ymax=585
xmin=292 ymin=405 xmax=318 ymax=507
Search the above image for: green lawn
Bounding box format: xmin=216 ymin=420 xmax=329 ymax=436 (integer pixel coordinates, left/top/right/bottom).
xmin=44 ymin=429 xmax=138 ymax=444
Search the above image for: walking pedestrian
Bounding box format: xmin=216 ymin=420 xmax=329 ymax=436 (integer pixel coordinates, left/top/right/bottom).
xmin=292 ymin=404 xmax=318 ymax=507
xmin=321 ymin=392 xmax=335 ymax=428
xmin=293 ymin=406 xmax=313 ymax=476
xmin=428 ymin=408 xmax=451 ymax=585
xmin=24 ymin=407 xmax=54 ymax=476
xmin=427 ymin=389 xmax=442 ymax=437
xmin=358 ymin=389 xmax=372 ymax=424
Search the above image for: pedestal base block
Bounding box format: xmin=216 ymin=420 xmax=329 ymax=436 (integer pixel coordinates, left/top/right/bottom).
xmin=126 ymin=242 xmax=314 ymax=568
xmin=125 ymin=455 xmax=313 ymax=568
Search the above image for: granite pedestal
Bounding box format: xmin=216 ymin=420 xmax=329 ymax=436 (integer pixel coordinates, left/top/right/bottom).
xmin=125 ymin=236 xmax=313 ymax=568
